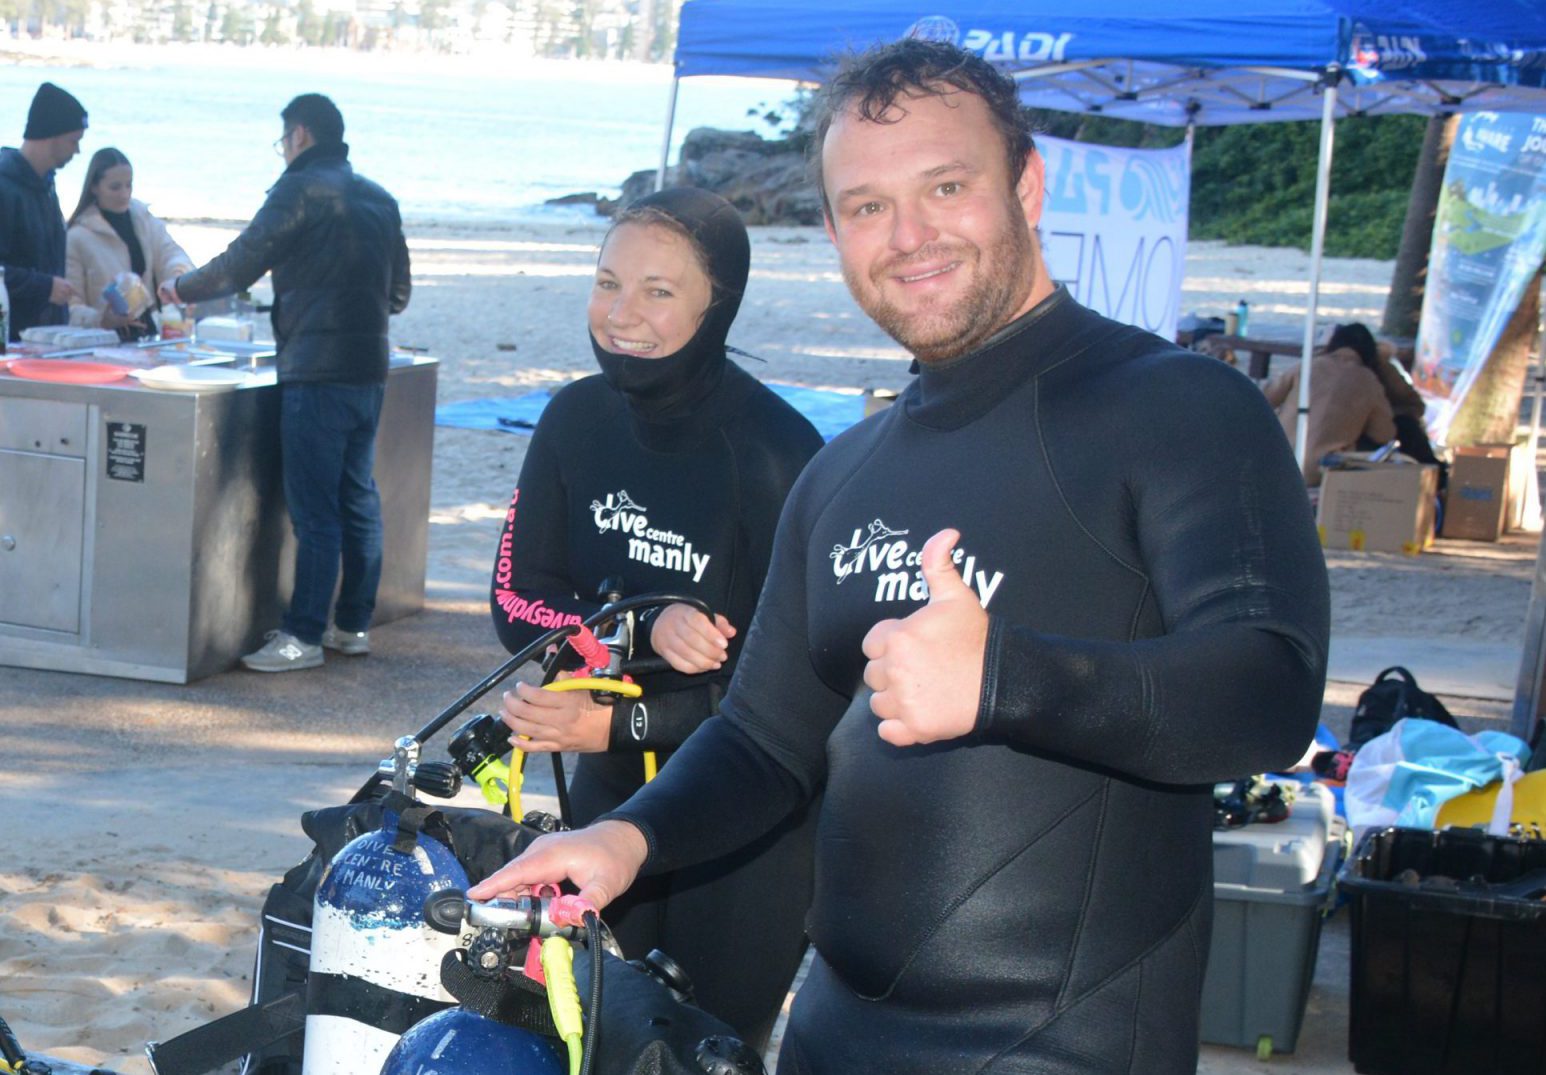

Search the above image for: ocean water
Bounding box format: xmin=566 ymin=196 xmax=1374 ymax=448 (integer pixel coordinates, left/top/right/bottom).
xmin=0 ymin=49 xmax=797 ymax=224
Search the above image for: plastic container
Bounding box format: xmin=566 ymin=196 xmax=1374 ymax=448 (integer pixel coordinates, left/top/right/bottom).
xmin=1340 ymin=827 xmax=1546 ymax=1075
xmin=1201 ymin=782 xmax=1340 ymax=1059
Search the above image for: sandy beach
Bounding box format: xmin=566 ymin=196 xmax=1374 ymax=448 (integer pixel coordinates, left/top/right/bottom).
xmin=0 ymin=217 xmax=1537 ymax=1074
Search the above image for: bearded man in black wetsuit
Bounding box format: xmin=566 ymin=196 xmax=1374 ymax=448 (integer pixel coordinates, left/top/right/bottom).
xmin=473 ymin=40 xmax=1329 ymax=1073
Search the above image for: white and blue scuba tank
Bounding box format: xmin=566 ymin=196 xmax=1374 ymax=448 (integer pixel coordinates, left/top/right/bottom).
xmin=302 ymin=739 xmax=470 ymax=1074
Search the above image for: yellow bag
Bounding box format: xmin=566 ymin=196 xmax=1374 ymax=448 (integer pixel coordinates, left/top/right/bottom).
xmin=1437 ymin=768 xmax=1546 ymax=829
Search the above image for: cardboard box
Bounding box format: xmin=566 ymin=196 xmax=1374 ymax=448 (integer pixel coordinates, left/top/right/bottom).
xmin=1443 ymin=445 xmax=1510 ymax=541
xmin=1500 ymin=440 xmax=1535 ymax=532
xmin=1317 ymin=463 xmax=1438 ymax=555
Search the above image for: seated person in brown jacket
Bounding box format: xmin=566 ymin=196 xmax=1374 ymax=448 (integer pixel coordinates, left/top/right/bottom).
xmin=1325 ymin=321 xmax=1442 ymax=467
xmin=1263 ymin=325 xmax=1396 ymax=486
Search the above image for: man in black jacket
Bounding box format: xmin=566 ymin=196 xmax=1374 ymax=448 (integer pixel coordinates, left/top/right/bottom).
xmin=165 ymin=94 xmax=412 ymax=672
xmin=1 ymin=82 xmax=86 ymax=340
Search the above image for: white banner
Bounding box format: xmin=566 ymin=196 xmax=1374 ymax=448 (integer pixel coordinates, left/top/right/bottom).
xmin=1039 ymin=135 xmax=1191 ymax=342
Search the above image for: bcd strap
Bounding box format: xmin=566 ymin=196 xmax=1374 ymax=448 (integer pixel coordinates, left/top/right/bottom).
xmin=143 ymin=990 xmax=305 ymax=1075
xmin=306 ymin=971 xmax=452 ymax=1035
xmin=439 ymin=950 xmax=559 ymax=1038
xmin=380 ymin=791 xmax=454 ymax=855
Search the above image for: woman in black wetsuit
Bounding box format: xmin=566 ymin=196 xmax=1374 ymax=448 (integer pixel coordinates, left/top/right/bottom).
xmin=488 ymin=188 xmax=823 ymax=1051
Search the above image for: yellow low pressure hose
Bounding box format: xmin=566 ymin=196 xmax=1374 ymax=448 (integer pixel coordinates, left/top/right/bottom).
xmin=544 ymin=678 xmax=642 ymax=698
xmin=541 ymin=936 xmax=585 ymax=1075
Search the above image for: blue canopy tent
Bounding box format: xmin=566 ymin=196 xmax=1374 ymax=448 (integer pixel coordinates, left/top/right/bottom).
xmin=658 ymin=0 xmax=1546 ymax=468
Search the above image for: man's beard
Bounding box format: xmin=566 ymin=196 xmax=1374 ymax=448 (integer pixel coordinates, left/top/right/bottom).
xmin=845 ymin=217 xmax=1035 ymax=365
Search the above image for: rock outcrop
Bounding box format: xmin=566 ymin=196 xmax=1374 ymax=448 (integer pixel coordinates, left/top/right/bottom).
xmin=550 ymin=126 xmax=821 ymax=225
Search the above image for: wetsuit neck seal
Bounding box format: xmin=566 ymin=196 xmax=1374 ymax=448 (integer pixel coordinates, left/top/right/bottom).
xmin=908 ymin=286 xmax=1092 ymax=431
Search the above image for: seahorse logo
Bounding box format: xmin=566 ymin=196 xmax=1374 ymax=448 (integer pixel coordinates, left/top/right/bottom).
xmin=591 ymin=490 xmax=647 ymax=532
xmin=830 ymin=519 xmax=910 ymax=583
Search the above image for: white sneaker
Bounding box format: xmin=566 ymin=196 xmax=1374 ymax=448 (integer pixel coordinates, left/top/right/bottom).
xmin=241 ymin=630 xmax=324 ymax=672
xmin=321 ymin=626 xmax=370 ymax=656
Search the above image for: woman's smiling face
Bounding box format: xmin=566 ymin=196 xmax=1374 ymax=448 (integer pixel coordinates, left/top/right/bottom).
xmin=588 ymin=221 xmax=713 ymax=359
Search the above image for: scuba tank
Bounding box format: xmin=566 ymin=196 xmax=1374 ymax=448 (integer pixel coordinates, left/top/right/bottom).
xmin=380 ymin=1008 xmax=563 ymax=1075
xmin=301 ymin=738 xmax=469 ymax=1074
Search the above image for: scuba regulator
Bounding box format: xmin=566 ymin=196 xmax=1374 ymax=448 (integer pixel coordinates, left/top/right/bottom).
xmin=379 ymin=890 xmax=763 ymax=1075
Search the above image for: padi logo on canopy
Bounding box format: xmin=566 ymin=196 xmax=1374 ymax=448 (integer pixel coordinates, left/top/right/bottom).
xmin=904 ymin=17 xmax=1072 ymax=64
xmin=1349 ymin=23 xmax=1428 ymax=73
xmin=965 ymin=28 xmax=1073 ymax=64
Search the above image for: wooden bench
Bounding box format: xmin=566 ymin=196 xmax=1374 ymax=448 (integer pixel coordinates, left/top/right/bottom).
xmin=1189 ymin=334 xmax=1416 ymax=381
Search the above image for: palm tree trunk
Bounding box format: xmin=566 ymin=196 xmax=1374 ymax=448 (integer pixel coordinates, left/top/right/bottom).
xmin=1381 ymin=114 xmax=1457 ymax=340
xmin=1446 ymin=268 xmax=1545 ymax=447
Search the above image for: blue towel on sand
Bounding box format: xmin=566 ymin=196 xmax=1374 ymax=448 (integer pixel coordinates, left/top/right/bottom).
xmin=436 ymin=384 xmax=869 ymax=442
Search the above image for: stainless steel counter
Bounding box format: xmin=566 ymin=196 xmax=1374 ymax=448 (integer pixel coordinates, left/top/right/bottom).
xmin=0 ymin=355 xmax=436 ymax=682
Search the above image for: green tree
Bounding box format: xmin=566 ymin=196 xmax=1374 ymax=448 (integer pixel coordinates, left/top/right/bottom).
xmin=1187 ymin=114 xmax=1425 ymax=258
xmin=650 ymin=0 xmax=679 ymax=62
xmin=219 ymin=4 xmax=253 ymax=43
xmin=259 ymin=8 xmax=286 ymax=44
xmin=172 ymin=0 xmax=195 ymax=42
xmin=569 ymin=0 xmax=599 ymax=57
xmin=420 ymin=0 xmax=447 ymax=34
xmin=295 ymin=0 xmax=320 ymax=45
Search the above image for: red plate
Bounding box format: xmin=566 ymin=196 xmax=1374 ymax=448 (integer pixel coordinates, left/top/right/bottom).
xmin=5 ymin=358 xmax=133 ymax=384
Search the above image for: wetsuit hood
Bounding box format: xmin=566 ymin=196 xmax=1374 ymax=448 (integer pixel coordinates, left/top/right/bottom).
xmin=591 ymin=187 xmax=750 ymax=424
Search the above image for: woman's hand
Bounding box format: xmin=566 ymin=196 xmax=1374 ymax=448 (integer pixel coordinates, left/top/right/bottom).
xmin=500 ymin=675 xmax=612 ymax=753
xmin=648 ymin=603 xmax=736 ymax=674
xmin=468 ymin=820 xmax=649 ymax=909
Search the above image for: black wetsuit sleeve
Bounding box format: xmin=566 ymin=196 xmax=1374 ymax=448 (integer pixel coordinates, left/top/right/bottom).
xmin=176 ymin=178 xmax=305 ymax=302
xmin=980 ymin=364 xmax=1329 ymax=784
xmin=489 ymin=406 xmax=599 ymax=654
xmin=605 ymin=465 xmax=844 ymax=873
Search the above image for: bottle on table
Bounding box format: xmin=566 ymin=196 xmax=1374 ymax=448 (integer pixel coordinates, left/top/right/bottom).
xmin=1235 ymin=299 xmax=1251 ymax=338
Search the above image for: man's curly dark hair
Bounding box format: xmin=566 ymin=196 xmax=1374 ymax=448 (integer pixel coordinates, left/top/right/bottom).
xmin=808 ymin=39 xmax=1037 ymax=218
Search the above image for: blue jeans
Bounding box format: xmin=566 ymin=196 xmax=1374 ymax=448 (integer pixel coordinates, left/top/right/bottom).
xmin=279 ymin=381 xmax=386 ymax=644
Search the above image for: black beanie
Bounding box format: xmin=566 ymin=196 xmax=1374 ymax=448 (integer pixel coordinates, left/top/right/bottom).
xmin=24 ymin=82 xmax=88 ymax=140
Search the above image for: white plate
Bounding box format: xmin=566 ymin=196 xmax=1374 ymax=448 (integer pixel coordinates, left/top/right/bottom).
xmin=131 ymin=364 xmax=252 ymax=391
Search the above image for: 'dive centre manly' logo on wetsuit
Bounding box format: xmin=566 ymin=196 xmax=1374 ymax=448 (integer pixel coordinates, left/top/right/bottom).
xmin=591 ymin=489 xmax=712 ymax=583
xmin=831 ymin=518 xmax=1006 ymax=608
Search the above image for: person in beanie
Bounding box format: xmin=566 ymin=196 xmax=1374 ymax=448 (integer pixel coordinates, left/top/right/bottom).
xmin=1 ymin=81 xmax=87 ymax=339
xmin=162 ymin=94 xmax=411 ymax=672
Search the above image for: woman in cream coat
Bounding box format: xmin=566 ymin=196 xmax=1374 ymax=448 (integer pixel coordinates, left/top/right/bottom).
xmin=67 ymin=147 xmax=193 ymax=337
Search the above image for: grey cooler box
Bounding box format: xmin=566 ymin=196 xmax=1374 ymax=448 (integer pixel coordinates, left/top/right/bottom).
xmin=1201 ymin=781 xmax=1341 ymax=1059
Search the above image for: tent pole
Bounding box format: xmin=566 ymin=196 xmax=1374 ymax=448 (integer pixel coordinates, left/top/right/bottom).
xmin=1526 ymin=295 xmax=1546 ymax=530
xmin=1295 ymin=72 xmax=1339 ymax=471
xmin=655 ymin=74 xmax=681 ymax=193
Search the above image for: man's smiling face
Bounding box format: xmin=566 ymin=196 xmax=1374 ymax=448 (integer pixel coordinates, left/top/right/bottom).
xmin=822 ymin=88 xmax=1049 ymax=364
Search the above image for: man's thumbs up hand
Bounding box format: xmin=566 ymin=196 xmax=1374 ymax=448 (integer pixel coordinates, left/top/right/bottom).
xmin=861 ymin=529 xmax=989 ymax=747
